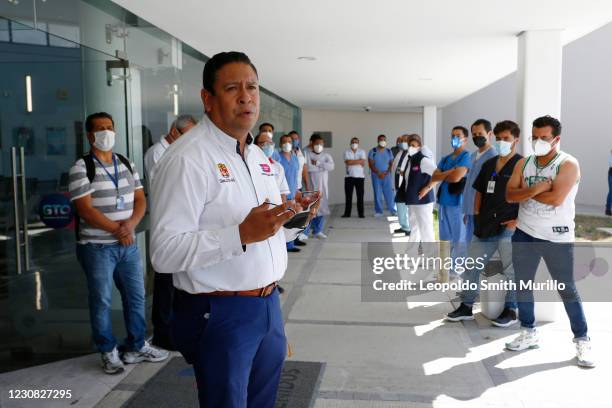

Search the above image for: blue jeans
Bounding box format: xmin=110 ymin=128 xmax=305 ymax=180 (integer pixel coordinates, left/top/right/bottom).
xmin=460 ymin=228 xmax=517 ymax=309
xmin=372 ymin=174 xmax=396 ymax=215
xmin=464 ymin=214 xmax=475 ymax=243
xmin=76 ymin=243 xmax=146 ymax=353
xmin=606 ymin=170 xmax=612 ymax=212
xmin=396 ymin=202 xmax=410 ymax=231
xmin=311 ymin=215 xmax=326 ymax=234
xmin=511 ymin=228 xmax=588 ymax=339
xmin=172 ymin=289 xmax=286 ymax=407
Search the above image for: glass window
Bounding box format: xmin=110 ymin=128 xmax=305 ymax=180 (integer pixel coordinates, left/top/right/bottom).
xmin=12 ymin=20 xmax=48 ymax=46
xmin=0 ymin=18 xmax=9 ymax=42
xmin=48 ymin=23 xmax=80 ymax=48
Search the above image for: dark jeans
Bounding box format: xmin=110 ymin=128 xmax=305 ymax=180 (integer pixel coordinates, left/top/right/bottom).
xmin=172 ymin=289 xmax=286 ymax=407
xmin=344 ymin=177 xmax=364 ymax=216
xmin=152 ymin=271 xmax=176 ymax=350
xmin=76 ymin=243 xmax=146 ymax=353
xmin=606 ymin=169 xmax=612 ymax=211
xmin=511 ymin=228 xmax=588 ymax=339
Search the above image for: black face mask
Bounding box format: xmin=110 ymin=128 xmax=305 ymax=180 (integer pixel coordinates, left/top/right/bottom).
xmin=473 ymin=136 xmax=487 ymax=148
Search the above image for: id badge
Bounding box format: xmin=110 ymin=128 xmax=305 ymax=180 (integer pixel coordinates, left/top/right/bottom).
xmin=116 ymin=195 xmax=125 ymax=210
xmin=487 ymin=180 xmax=496 ymax=194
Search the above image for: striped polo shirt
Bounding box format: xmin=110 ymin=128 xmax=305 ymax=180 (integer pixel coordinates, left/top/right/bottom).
xmin=68 ymin=154 xmax=143 ymax=244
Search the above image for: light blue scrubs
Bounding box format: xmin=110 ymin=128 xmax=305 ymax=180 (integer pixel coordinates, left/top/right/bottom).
xmin=368 ymin=147 xmax=396 ymax=215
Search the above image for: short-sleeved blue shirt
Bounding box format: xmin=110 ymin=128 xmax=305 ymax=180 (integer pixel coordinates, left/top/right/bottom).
xmin=462 ymin=147 xmax=497 ymax=215
xmin=437 ymin=150 xmax=472 ymax=207
xmin=277 ymin=152 xmax=299 ymax=200
xmin=368 ymin=147 xmax=394 ymax=174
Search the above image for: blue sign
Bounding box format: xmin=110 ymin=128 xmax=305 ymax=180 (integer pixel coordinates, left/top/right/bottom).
xmin=39 ymin=194 xmax=74 ymax=229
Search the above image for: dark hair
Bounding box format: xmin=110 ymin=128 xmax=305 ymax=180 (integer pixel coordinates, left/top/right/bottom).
xmin=452 ymin=126 xmax=469 ymax=138
xmin=311 ymin=134 xmax=323 ymax=142
xmin=259 ymin=122 xmax=274 ymax=131
xmin=493 ymin=120 xmax=520 ymax=138
xmin=86 ymin=112 xmax=114 ymax=133
xmin=351 ymin=137 xmax=360 ymax=143
xmin=288 ymin=130 xmax=299 ymax=135
xmin=471 ymin=119 xmax=492 ymax=133
xmin=532 ymin=115 xmax=562 ymax=136
xmin=280 ymin=134 xmax=292 ymax=144
xmin=377 ymin=134 xmax=386 ymax=140
xmin=254 ymin=133 xmax=267 ymax=145
xmin=202 ymin=51 xmax=258 ymax=94
xmin=407 ymin=134 xmax=422 ymax=146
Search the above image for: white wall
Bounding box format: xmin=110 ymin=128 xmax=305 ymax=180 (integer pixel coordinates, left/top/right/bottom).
xmin=439 ymin=22 xmax=612 ymax=207
xmin=301 ymin=109 xmax=423 ymax=206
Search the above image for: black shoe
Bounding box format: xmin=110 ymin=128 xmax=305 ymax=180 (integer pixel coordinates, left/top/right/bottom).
xmin=277 ymin=285 xmax=285 ymax=294
xmin=358 ymin=215 xmax=365 ymax=218
xmin=492 ymin=308 xmax=518 ymax=327
xmin=341 ymin=214 xmax=351 ymax=218
xmin=287 ymin=247 xmax=301 ymax=253
xmin=446 ymin=303 xmax=474 ymax=322
xmin=294 ymin=239 xmax=306 ymax=246
xmin=606 ymin=209 xmax=612 ymax=216
xmin=393 ymin=228 xmax=411 ymax=236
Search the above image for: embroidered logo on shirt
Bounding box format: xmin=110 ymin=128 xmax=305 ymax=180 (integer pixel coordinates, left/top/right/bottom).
xmin=552 ymin=226 xmax=570 ymax=234
xmin=217 ymin=163 xmax=231 ymax=178
xmin=259 ymin=164 xmax=271 ymax=173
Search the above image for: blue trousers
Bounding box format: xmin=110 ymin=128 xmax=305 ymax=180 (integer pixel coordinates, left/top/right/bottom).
xmin=76 ymin=243 xmax=146 ymax=353
xmin=311 ymin=215 xmax=326 ymax=234
xmin=439 ymin=204 xmax=467 ymax=274
xmin=172 ymin=289 xmax=286 ymax=408
xmin=607 ymin=171 xmax=612 ymax=212
xmin=460 ymin=228 xmax=517 ymax=309
xmin=464 ymin=214 xmax=475 ymax=243
xmin=396 ymin=202 xmax=410 ymax=231
xmin=372 ymin=174 xmax=396 ymax=215
xmin=512 ymin=228 xmax=588 ymax=339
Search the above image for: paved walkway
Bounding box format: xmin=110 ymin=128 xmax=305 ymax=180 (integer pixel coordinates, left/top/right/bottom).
xmin=1 ymin=204 xmax=611 ymax=408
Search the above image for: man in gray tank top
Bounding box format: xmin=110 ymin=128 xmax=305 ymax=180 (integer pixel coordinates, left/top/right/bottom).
xmin=505 ymin=115 xmax=594 ymax=368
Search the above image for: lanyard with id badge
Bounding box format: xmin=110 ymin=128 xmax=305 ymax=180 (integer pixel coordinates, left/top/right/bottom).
xmin=93 ymin=154 xmax=125 ymax=210
xmin=487 ymin=171 xmax=497 ymax=194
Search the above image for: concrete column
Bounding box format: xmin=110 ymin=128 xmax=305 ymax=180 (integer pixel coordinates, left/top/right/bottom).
xmin=516 ymin=30 xmax=563 ymax=155
xmin=422 ymin=106 xmax=437 ymax=161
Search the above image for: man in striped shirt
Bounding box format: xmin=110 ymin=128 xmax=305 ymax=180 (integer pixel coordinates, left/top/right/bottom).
xmin=69 ymin=112 xmax=168 ymax=375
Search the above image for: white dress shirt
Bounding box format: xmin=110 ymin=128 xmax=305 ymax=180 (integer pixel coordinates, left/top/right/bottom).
xmin=150 ymin=115 xmax=289 ymax=293
xmin=343 ymin=148 xmax=367 ymax=178
xmin=144 ymin=136 xmax=170 ymax=180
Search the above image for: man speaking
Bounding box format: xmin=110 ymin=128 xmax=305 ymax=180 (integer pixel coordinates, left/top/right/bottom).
xmin=150 ymin=52 xmax=316 ymax=407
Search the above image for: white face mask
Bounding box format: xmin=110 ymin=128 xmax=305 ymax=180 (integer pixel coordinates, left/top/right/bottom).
xmin=400 ymin=142 xmax=409 ymax=151
xmin=378 ymin=140 xmax=387 ymax=148
xmin=351 ymin=143 xmax=359 ymax=150
xmin=313 ymin=144 xmax=323 ymax=154
xmin=281 ymin=143 xmax=292 ymax=153
xmin=93 ymin=130 xmax=115 ymax=152
xmin=408 ymin=146 xmax=420 ymax=156
xmin=532 ymin=138 xmax=554 ymax=156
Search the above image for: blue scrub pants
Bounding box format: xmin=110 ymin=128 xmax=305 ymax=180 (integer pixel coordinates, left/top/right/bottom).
xmin=396 ymin=202 xmax=410 ymax=232
xmin=311 ymin=215 xmax=326 ymax=234
xmin=438 ymin=204 xmax=467 ymax=275
xmin=464 ymin=214 xmax=475 ymax=243
xmin=171 ymin=289 xmax=286 ymax=407
xmin=372 ymin=174 xmax=396 ymax=215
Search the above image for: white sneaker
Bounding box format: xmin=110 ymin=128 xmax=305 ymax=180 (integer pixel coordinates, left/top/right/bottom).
xmin=101 ymin=347 xmax=125 ymax=375
xmin=505 ymin=328 xmax=539 ymax=351
xmin=122 ymin=341 xmax=170 ymax=364
xmin=314 ymin=232 xmax=328 ymax=239
xmin=298 ymin=233 xmax=309 ymax=241
xmin=374 ymin=213 xmax=383 ymax=218
xmin=575 ymin=339 xmax=595 ymax=368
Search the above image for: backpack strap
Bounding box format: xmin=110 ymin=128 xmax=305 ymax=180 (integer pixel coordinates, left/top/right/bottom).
xmin=82 ymin=153 xmax=96 ymax=183
xmin=115 ymin=153 xmax=133 ymax=175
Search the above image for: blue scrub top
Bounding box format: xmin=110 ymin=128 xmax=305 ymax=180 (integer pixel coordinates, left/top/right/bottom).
xmin=278 ymin=152 xmax=299 ymax=200
xmin=437 ymin=150 xmax=472 ymax=207
xmin=462 ymin=147 xmax=497 ymax=215
xmin=368 ymin=147 xmax=394 ymax=174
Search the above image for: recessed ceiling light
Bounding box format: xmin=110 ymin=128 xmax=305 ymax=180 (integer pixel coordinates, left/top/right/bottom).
xmin=297 ymin=56 xmax=317 ymax=61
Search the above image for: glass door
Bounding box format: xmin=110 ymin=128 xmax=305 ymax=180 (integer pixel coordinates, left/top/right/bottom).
xmin=0 ymin=18 xmax=131 ymax=372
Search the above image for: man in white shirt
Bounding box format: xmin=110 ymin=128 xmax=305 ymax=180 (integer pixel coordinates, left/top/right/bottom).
xmin=342 ymin=137 xmax=366 ymax=218
xmin=150 ymin=51 xmax=317 ymax=407
xmin=144 ymin=114 xmax=197 ymax=181
xmin=142 ymin=114 xmax=196 ymax=351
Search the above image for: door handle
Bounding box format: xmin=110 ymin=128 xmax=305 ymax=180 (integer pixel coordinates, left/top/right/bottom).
xmin=20 ymin=147 xmax=30 ymax=271
xmin=11 ymin=147 xmax=22 ymax=275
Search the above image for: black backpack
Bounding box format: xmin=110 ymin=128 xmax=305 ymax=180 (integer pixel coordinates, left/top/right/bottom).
xmin=74 ymin=153 xmax=134 ymax=241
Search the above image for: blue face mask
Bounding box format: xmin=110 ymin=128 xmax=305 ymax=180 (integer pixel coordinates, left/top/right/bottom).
xmin=494 ymin=140 xmax=513 ymax=157
xmin=292 ymin=139 xmax=300 ymax=149
xmin=450 ymin=136 xmax=462 ymax=149
xmin=262 ymin=144 xmax=275 ymax=158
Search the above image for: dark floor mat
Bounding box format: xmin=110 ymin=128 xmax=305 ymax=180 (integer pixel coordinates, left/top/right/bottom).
xmin=123 ymin=357 xmax=324 ymax=408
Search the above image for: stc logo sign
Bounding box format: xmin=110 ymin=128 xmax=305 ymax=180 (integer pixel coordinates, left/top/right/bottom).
xmin=39 ymin=194 xmax=74 ymax=229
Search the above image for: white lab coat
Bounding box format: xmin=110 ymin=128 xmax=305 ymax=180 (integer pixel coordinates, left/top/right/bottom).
xmin=305 ymin=149 xmax=334 ymax=216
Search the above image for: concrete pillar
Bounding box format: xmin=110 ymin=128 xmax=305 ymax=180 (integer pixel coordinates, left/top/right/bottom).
xmin=422 ymin=106 xmax=437 ymax=161
xmin=516 ymin=30 xmax=563 ymax=155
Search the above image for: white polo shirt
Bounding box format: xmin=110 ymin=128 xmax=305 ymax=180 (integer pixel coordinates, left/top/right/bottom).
xmin=150 ymin=115 xmax=288 ymax=293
